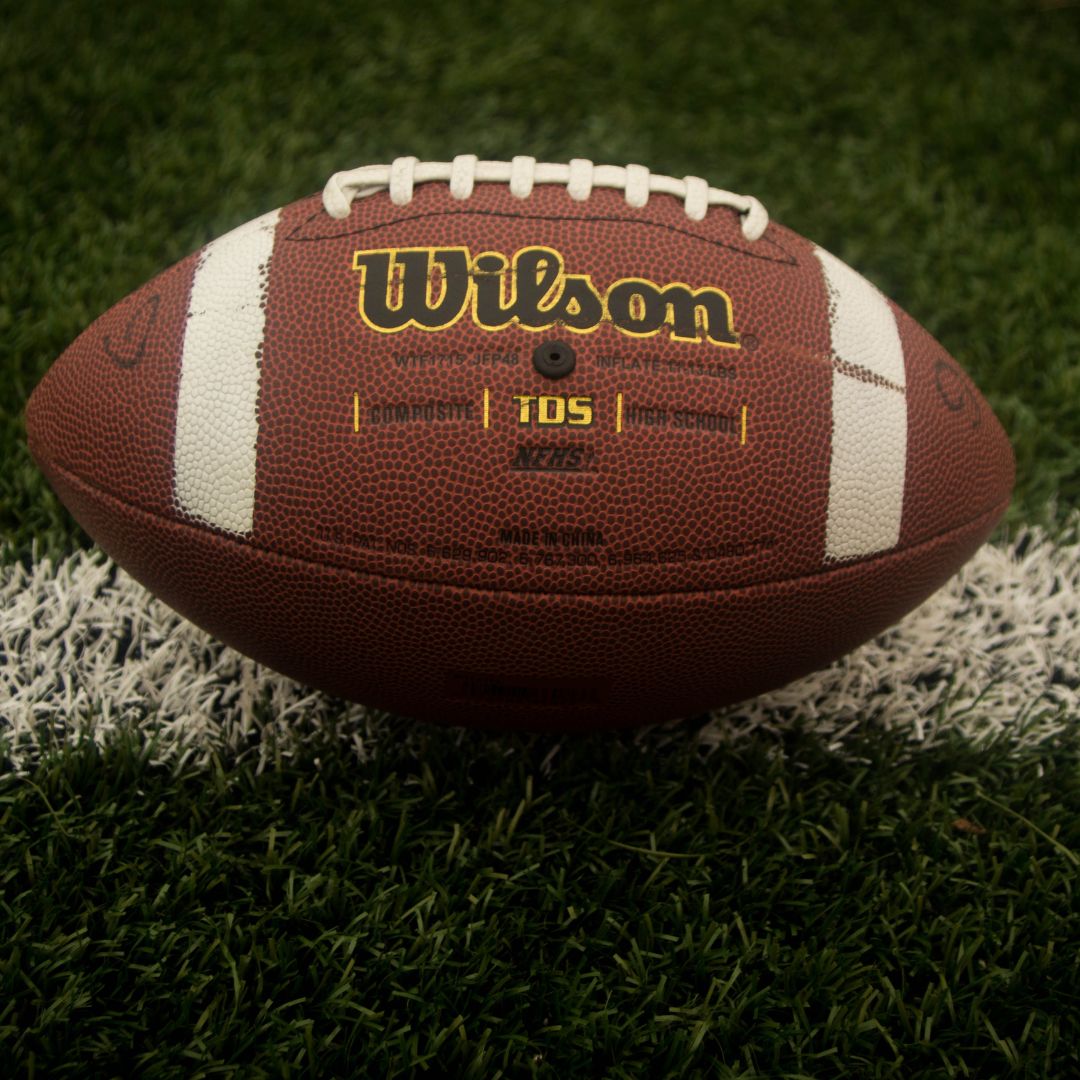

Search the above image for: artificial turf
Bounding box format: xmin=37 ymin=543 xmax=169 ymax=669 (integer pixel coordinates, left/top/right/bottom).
xmin=2 ymin=0 xmax=1078 ymax=1074
xmin=4 ymin=722 xmax=1079 ymax=1076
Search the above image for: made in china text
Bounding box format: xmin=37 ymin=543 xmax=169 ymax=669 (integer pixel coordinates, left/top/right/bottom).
xmin=351 ymin=246 xmax=740 ymax=346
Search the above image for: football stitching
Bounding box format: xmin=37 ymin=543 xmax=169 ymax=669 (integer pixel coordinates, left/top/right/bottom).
xmin=285 ymin=206 xmax=800 ymax=268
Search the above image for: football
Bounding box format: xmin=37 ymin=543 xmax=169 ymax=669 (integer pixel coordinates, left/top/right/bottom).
xmin=26 ymin=156 xmax=1014 ymax=729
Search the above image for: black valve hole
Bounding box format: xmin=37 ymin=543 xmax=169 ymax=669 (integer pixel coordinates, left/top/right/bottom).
xmin=533 ymin=341 xmax=576 ymax=379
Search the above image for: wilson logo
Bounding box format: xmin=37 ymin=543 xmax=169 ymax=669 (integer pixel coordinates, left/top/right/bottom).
xmin=351 ymin=246 xmax=739 ymax=347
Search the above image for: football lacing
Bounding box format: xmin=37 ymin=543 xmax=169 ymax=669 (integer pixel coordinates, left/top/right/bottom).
xmin=322 ymin=156 xmax=769 ymax=241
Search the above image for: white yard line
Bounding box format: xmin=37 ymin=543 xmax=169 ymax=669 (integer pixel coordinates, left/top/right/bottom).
xmin=2 ymin=523 xmax=1077 ymax=774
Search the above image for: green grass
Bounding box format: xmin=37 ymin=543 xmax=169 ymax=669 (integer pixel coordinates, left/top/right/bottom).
xmin=4 ymin=721 xmax=1079 ymax=1077
xmin=2 ymin=0 xmax=1079 ymax=1074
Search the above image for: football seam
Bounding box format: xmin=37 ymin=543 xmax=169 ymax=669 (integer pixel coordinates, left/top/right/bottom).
xmin=285 ymin=205 xmax=801 ymax=267
xmin=780 ymin=342 xmax=908 ymax=395
xmin=38 ymin=450 xmax=1011 ymax=602
xmin=830 ymin=355 xmax=905 ymax=394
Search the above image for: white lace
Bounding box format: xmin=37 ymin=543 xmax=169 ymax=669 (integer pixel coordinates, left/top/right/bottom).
xmin=322 ymin=156 xmax=769 ymax=241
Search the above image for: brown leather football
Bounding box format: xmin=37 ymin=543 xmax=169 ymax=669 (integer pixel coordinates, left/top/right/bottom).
xmin=26 ymin=156 xmax=1015 ymax=729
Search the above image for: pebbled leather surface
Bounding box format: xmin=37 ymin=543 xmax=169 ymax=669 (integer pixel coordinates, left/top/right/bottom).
xmin=26 ymin=177 xmax=1015 ymax=727
xmin=29 ymin=454 xmax=1010 ymax=729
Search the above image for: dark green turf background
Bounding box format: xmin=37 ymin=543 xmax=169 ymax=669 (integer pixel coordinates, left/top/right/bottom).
xmin=2 ymin=0 xmax=1079 ymax=1076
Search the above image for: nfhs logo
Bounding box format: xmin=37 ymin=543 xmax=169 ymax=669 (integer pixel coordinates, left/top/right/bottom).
xmin=351 ymin=246 xmax=740 ymax=347
xmin=511 ymin=445 xmax=597 ymax=472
